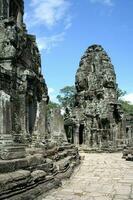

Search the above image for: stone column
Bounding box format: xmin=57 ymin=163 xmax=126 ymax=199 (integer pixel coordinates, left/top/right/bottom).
xmin=0 ymin=0 xmax=3 ymax=18
xmin=17 ymin=9 xmax=22 ymax=28
xmin=0 ymin=90 xmax=12 ymax=145
xmin=18 ymin=93 xmax=28 ymax=142
xmin=32 ymin=99 xmax=48 ymax=146
xmin=0 ymin=0 xmax=9 ymax=19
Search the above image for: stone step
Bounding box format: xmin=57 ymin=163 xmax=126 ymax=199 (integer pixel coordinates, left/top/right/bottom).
xmin=0 ymin=154 xmax=45 ymax=173
xmin=0 ymin=169 xmax=61 ymax=200
xmin=0 ymin=134 xmax=14 ymax=146
xmin=0 ymin=145 xmax=26 ymax=160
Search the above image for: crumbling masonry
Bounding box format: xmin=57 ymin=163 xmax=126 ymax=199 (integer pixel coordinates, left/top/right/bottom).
xmin=0 ymin=1 xmax=80 ymax=199
xmin=64 ymin=45 xmax=131 ymax=151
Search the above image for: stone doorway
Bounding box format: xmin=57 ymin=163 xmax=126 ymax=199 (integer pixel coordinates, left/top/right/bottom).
xmin=64 ymin=125 xmax=74 ymax=144
xmin=26 ymin=95 xmax=37 ymax=137
xmin=9 ymin=0 xmax=18 ymax=19
xmin=79 ymin=124 xmax=84 ymax=145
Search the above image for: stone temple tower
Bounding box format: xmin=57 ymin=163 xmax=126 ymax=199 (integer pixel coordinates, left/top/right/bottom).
xmin=65 ymin=45 xmax=127 ymax=151
xmin=0 ymin=0 xmax=49 ymax=159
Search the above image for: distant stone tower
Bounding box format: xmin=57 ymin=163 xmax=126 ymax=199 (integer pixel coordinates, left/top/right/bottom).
xmin=65 ymin=45 xmax=126 ymax=151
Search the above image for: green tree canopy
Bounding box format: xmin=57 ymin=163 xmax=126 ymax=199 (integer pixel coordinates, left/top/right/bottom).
xmin=56 ymin=86 xmax=76 ymax=108
xmin=117 ymin=88 xmax=127 ymax=99
xmin=117 ymin=88 xmax=133 ymax=115
xmin=47 ymin=101 xmax=60 ymax=110
xmin=119 ymin=100 xmax=133 ymax=115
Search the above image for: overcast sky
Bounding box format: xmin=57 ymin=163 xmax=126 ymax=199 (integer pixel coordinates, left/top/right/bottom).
xmin=24 ymin=0 xmax=133 ymax=104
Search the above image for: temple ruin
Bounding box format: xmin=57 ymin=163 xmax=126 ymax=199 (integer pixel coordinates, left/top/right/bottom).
xmin=123 ymin=114 xmax=133 ymax=160
xmin=0 ymin=0 xmax=132 ymax=199
xmin=47 ymin=108 xmax=68 ymax=144
xmin=0 ymin=1 xmax=80 ymax=199
xmin=65 ymin=45 xmax=131 ymax=151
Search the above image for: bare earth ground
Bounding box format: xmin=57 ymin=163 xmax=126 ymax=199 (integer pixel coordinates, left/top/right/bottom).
xmin=38 ymin=153 xmax=133 ymax=200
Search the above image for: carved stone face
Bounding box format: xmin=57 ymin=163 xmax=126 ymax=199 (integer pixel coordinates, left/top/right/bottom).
xmin=103 ymin=69 xmax=116 ymax=88
xmin=64 ymin=44 xmax=125 ymax=149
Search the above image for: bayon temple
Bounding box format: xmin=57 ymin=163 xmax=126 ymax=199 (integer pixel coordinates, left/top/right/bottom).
xmin=64 ymin=45 xmax=133 ymax=151
xmin=0 ymin=0 xmax=133 ymax=199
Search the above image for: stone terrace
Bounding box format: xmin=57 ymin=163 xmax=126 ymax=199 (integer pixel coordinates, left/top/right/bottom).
xmin=38 ymin=153 xmax=133 ymax=200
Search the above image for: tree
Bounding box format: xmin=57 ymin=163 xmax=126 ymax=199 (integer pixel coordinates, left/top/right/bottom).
xmin=47 ymin=101 xmax=60 ymax=110
xmin=117 ymin=88 xmax=126 ymax=99
xmin=119 ymin=100 xmax=133 ymax=115
xmin=57 ymin=86 xmax=76 ymax=108
xmin=117 ymin=88 xmax=133 ymax=115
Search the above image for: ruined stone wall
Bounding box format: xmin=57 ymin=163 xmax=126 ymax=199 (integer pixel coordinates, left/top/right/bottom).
xmin=0 ymin=1 xmax=80 ymax=199
xmin=47 ymin=108 xmax=67 ymax=144
xmin=65 ymin=45 xmax=127 ymax=151
xmin=0 ymin=3 xmax=49 ymax=158
xmin=125 ymin=114 xmax=133 ymax=146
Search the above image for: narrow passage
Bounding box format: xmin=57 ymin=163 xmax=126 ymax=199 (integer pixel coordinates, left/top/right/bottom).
xmin=38 ymin=153 xmax=133 ymax=200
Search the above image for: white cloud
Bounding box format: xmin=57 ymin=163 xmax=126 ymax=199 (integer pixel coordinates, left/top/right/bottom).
xmin=37 ymin=32 xmax=65 ymax=51
xmin=24 ymin=1 xmax=72 ymax=52
xmin=24 ymin=12 xmax=27 ymax=21
xmin=27 ymin=0 xmax=71 ymax=28
xmin=90 ymin=0 xmax=113 ymax=6
xmin=48 ymin=88 xmax=58 ymax=102
xmin=121 ymin=93 xmax=133 ymax=105
xmin=48 ymin=87 xmax=55 ymax=95
xmin=64 ymin=15 xmax=72 ymax=30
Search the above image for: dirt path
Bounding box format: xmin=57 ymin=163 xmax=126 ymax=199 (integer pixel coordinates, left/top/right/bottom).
xmin=38 ymin=153 xmax=133 ymax=200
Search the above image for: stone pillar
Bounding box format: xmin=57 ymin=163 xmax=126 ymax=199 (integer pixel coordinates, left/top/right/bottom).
xmin=0 ymin=0 xmax=9 ymax=19
xmin=47 ymin=107 xmax=67 ymax=144
xmin=0 ymin=90 xmax=12 ymax=144
xmin=0 ymin=0 xmax=3 ymax=18
xmin=17 ymin=9 xmax=22 ymax=28
xmin=18 ymin=93 xmax=28 ymax=142
xmin=32 ymin=99 xmax=48 ymax=146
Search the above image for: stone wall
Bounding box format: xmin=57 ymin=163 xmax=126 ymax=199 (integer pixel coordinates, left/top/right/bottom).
xmin=0 ymin=9 xmax=49 ymax=156
xmin=122 ymin=114 xmax=133 ymax=161
xmin=48 ymin=108 xmax=67 ymax=144
xmin=125 ymin=114 xmax=133 ymax=146
xmin=0 ymin=1 xmax=80 ymax=199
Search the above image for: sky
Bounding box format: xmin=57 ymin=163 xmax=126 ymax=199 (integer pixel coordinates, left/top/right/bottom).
xmin=24 ymin=0 xmax=133 ymax=104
